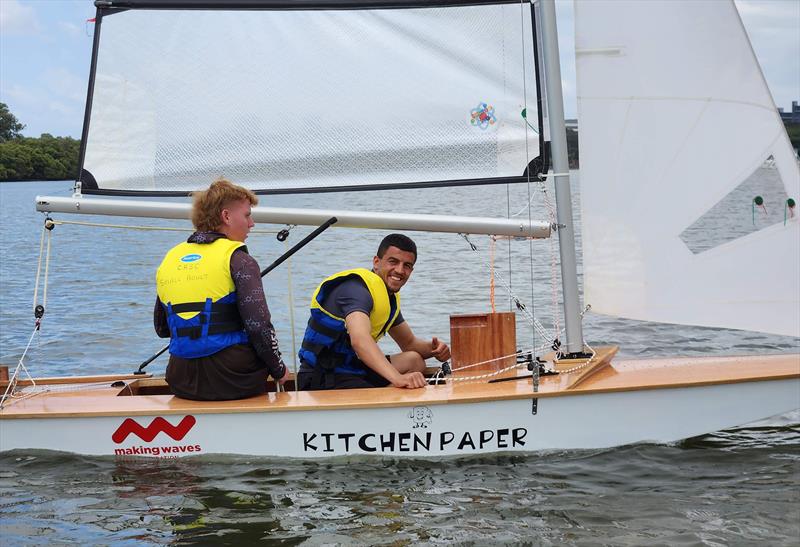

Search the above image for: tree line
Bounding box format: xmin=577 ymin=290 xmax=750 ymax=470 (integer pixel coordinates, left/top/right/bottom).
xmin=0 ymin=103 xmax=80 ymax=182
xmin=1 ymin=101 xmax=796 ymax=182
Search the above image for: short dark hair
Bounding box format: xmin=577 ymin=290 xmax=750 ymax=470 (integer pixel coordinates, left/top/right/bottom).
xmin=377 ymin=233 xmax=417 ymax=260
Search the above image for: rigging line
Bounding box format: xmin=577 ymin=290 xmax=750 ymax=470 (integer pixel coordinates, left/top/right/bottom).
xmin=285 ymin=239 xmax=299 ymax=390
xmin=509 ymin=179 xmax=557 ymax=218
xmin=444 ymin=364 xmax=525 ymax=383
xmin=518 ymin=0 xmax=538 ymax=358
xmin=505 ymin=185 xmax=513 ymax=314
xmin=0 ymin=325 xmax=39 ymax=409
xmin=488 ymin=238 xmax=495 ymax=310
xmin=443 ymin=343 xmax=551 ymax=382
xmin=460 ymin=234 xmax=553 ymax=343
xmin=32 ymin=219 xmax=47 ymax=315
xmin=43 ymin=221 xmax=52 ymax=311
xmin=450 ymin=345 xmax=549 ymax=373
xmin=49 ymin=219 xmax=279 ymax=234
xmin=555 ymin=342 xmax=597 ymax=374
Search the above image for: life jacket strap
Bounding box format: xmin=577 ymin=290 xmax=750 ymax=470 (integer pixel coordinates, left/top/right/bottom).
xmin=175 ymin=322 xmax=245 ymax=340
xmin=307 ymin=317 xmax=344 ymax=339
xmin=171 ymin=301 xmax=240 ymax=322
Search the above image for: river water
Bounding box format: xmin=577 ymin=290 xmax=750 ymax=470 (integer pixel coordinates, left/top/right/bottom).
xmin=1 ymin=178 xmax=798 ymax=545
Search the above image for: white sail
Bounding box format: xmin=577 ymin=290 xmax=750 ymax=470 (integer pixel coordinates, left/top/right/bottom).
xmin=83 ymin=3 xmax=542 ymax=194
xmin=575 ymin=0 xmax=800 ymax=337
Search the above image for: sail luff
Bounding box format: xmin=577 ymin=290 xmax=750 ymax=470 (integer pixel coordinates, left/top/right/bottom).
xmin=76 ymin=7 xmax=103 ymax=189
xmin=34 ymin=196 xmax=552 ymax=238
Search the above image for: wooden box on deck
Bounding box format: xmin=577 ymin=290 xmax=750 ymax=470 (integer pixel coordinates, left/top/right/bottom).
xmin=449 ymin=312 xmax=516 ymax=378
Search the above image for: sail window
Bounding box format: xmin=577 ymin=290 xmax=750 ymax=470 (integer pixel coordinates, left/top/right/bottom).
xmin=679 ymin=157 xmax=793 ymax=254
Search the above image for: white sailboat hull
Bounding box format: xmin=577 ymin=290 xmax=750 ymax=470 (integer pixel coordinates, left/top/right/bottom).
xmin=2 ymin=357 xmax=797 ymax=458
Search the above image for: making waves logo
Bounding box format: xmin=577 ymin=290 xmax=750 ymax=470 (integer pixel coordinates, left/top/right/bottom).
xmin=180 ymin=254 xmax=202 ymax=263
xmin=112 ymin=415 xmax=196 ymax=443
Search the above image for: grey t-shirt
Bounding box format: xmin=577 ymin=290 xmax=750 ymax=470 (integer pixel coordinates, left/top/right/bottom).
xmin=322 ymin=276 xmax=404 ymax=327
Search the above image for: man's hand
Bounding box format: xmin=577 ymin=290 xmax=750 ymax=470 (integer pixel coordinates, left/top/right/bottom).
xmin=431 ymin=337 xmax=451 ymax=362
xmin=391 ymin=371 xmax=427 ymax=389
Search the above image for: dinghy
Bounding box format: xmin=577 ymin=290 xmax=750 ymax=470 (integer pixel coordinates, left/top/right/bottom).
xmin=1 ymin=0 xmax=798 ymax=459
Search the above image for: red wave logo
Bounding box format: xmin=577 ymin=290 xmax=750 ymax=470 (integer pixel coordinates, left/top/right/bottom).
xmin=112 ymin=415 xmax=196 ymax=444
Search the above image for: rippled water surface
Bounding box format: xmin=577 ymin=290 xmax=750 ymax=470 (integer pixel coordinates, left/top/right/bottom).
xmin=1 ymin=178 xmax=798 ymax=545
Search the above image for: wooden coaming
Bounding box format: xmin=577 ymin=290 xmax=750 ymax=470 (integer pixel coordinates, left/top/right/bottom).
xmin=0 ymin=351 xmax=797 ymax=419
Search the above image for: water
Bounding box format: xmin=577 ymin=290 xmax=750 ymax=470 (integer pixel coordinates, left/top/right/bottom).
xmin=1 ymin=178 xmax=798 ymax=545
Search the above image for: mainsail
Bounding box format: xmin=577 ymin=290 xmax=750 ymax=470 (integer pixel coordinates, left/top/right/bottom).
xmin=576 ymin=0 xmax=800 ymax=337
xmin=79 ymin=0 xmax=546 ymax=196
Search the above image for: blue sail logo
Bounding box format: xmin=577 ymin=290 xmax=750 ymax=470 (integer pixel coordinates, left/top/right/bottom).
xmin=180 ymin=254 xmax=202 ymax=263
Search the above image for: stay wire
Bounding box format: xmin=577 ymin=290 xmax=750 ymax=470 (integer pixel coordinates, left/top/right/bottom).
xmin=518 ymin=0 xmax=538 ymax=363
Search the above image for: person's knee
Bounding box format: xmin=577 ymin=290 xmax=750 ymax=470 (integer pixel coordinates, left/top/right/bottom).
xmin=392 ymin=351 xmax=425 ymax=373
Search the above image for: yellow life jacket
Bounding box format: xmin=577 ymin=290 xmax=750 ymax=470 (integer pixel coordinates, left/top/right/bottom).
xmin=311 ymin=268 xmax=401 ymax=341
xmin=299 ymin=268 xmax=401 ymax=375
xmin=156 ymin=238 xmax=249 ymax=358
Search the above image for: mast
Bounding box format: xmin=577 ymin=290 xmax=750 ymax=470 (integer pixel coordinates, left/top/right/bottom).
xmin=539 ymin=0 xmax=584 ymax=355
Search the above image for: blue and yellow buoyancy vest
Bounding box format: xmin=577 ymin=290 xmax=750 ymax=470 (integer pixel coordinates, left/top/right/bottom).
xmin=298 ymin=268 xmax=401 ymax=375
xmin=156 ymin=238 xmax=249 ymax=359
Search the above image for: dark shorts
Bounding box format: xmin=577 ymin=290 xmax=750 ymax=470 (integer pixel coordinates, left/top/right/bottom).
xmin=297 ymin=356 xmax=392 ymax=391
xmin=166 ymin=344 xmax=268 ymax=401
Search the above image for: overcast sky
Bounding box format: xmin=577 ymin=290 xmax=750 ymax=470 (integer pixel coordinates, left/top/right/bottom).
xmin=1 ymin=0 xmax=798 ymax=138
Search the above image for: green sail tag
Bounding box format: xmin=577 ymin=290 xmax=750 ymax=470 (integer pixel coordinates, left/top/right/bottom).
xmin=752 ymin=195 xmax=766 ymax=225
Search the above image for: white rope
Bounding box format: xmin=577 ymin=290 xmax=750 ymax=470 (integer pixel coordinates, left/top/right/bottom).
xmin=553 ymin=342 xmax=597 ymax=374
xmin=1 ymin=380 xmax=135 ymax=409
xmin=42 ymin=222 xmax=52 ymax=311
xmin=31 ymin=220 xmax=49 ymax=314
xmin=0 ymin=325 xmax=39 ymax=409
xmin=434 ymin=344 xmax=553 ymax=384
xmin=444 ymin=362 xmax=526 ymax=383
xmin=433 ymin=339 xmax=598 ymax=385
xmin=509 ymin=175 xmax=557 ymax=219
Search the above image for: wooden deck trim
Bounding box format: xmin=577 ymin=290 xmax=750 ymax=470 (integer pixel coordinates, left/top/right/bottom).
xmin=1 ymin=353 xmax=798 ymax=419
xmin=0 ymin=373 xmax=152 ymax=388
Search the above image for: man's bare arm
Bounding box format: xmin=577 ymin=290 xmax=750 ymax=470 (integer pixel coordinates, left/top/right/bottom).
xmin=345 ymin=312 xmax=426 ymax=389
xmin=389 ymin=322 xmax=451 ymax=362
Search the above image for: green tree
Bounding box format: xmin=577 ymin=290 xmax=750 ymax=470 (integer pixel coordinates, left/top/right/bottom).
xmin=566 ymin=127 xmax=579 ymax=168
xmin=0 ymin=104 xmax=81 ymax=181
xmin=784 ymin=122 xmax=799 ymax=152
xmin=0 ymin=102 xmax=25 ymax=142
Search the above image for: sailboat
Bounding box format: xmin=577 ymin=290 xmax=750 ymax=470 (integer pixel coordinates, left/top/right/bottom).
xmin=1 ymin=0 xmax=797 ymax=458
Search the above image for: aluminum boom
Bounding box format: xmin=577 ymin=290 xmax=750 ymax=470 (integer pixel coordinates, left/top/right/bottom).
xmin=35 ymin=196 xmax=551 ymax=238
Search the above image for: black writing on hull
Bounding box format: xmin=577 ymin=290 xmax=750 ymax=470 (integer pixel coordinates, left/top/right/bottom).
xmin=302 ymin=428 xmax=527 ymax=453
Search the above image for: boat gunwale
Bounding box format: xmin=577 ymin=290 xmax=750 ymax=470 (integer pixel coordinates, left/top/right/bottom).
xmin=1 ymin=353 xmax=797 ymax=420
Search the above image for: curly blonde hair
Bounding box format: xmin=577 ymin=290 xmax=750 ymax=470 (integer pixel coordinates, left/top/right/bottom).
xmin=191 ymin=178 xmax=258 ymax=232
